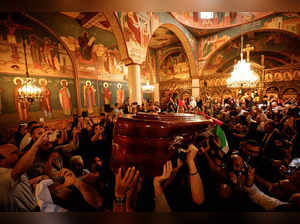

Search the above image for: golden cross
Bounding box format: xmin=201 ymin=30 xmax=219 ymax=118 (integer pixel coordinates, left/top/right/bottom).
xmin=242 ymin=44 xmax=254 ymax=62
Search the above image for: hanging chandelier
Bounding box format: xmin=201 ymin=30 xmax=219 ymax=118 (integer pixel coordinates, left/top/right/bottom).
xmin=17 ymin=33 xmax=42 ymax=103
xmin=227 ymin=35 xmax=258 ymax=88
xmin=142 ymin=80 xmax=154 ymax=93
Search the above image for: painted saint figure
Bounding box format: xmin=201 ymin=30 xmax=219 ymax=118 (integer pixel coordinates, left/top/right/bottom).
xmin=39 ymin=78 xmax=52 ymax=118
xmin=59 ymin=80 xmax=72 ymax=116
xmin=0 ymin=15 xmax=32 ymax=62
xmin=13 ymin=77 xmax=29 ymax=122
xmin=78 ymin=31 xmax=95 ymax=61
xmin=83 ymin=80 xmax=96 ymax=114
xmin=116 ymin=83 xmax=124 ymax=105
xmin=102 ymin=82 xmax=111 ymax=113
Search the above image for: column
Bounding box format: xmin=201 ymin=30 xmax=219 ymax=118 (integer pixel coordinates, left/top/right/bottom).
xmin=192 ymin=79 xmax=200 ymax=98
xmin=153 ymin=83 xmax=160 ymax=103
xmin=127 ymin=63 xmax=142 ymax=105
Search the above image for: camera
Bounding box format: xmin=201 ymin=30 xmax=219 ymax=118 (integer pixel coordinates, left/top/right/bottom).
xmin=47 ymin=130 xmax=62 ymax=143
xmin=82 ymin=111 xmax=88 ymax=118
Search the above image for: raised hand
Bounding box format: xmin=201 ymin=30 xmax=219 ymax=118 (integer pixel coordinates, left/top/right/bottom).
xmin=154 ymin=161 xmax=173 ymax=184
xmin=59 ymin=168 xmax=77 ymax=187
xmin=32 ymin=131 xmax=52 ymax=149
xmin=186 ymin=144 xmax=199 ymax=164
xmin=115 ymin=167 xmax=139 ymax=198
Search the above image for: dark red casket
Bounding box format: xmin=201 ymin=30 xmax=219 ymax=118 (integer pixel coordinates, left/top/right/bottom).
xmin=111 ymin=113 xmax=212 ymax=176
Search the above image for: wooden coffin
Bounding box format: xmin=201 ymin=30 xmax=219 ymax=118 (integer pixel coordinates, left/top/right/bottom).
xmin=111 ymin=113 xmax=212 ymax=176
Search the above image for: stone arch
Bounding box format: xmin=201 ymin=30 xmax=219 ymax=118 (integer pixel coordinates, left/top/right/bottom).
xmin=265 ymin=87 xmax=279 ymax=100
xmin=103 ymin=12 xmax=131 ymax=64
xmin=149 ymin=23 xmax=197 ymax=79
xmin=293 ymin=70 xmax=300 ymax=80
xmin=282 ymin=88 xmax=298 ymax=101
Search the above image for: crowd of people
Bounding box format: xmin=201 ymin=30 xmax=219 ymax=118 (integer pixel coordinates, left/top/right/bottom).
xmin=0 ymin=92 xmax=300 ymax=212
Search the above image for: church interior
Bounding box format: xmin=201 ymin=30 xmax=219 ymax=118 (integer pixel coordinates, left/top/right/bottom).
xmin=1 ymin=11 xmax=300 ymax=212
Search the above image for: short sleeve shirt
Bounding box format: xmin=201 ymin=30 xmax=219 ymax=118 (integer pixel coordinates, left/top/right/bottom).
xmin=0 ymin=168 xmax=38 ymax=211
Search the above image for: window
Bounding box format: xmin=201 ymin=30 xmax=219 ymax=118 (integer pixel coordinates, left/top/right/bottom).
xmin=200 ymin=12 xmax=214 ymax=19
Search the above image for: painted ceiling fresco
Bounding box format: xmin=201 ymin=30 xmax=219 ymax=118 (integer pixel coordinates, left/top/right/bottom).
xmin=202 ymin=30 xmax=300 ymax=75
xmin=198 ymin=12 xmax=300 ymax=61
xmin=148 ymin=26 xmax=180 ymax=49
xmin=30 ymin=12 xmax=129 ymax=80
xmin=171 ymin=12 xmax=273 ymax=35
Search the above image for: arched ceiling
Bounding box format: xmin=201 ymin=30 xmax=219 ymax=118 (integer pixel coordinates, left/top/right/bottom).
xmin=171 ymin=12 xmax=274 ymax=37
xmin=147 ymin=25 xmax=191 ymax=82
xmin=148 ymin=26 xmax=180 ymax=49
xmin=202 ymin=29 xmax=300 ymax=75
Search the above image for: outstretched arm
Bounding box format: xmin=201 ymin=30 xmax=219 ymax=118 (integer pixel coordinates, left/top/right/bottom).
xmin=114 ymin=167 xmax=139 ymax=212
xmin=12 ymin=132 xmax=48 ymax=180
xmin=186 ymin=144 xmax=205 ymax=205
xmin=60 ymin=168 xmax=103 ymax=209
xmin=153 ymin=161 xmax=172 ymax=212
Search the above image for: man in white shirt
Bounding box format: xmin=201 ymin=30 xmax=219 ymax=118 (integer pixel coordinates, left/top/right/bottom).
xmin=0 ymin=141 xmax=47 ymax=211
xmin=190 ymin=97 xmax=197 ymax=110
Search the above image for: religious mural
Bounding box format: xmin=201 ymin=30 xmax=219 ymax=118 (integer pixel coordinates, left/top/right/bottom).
xmin=202 ymin=30 xmax=300 ymax=76
xmin=99 ymin=81 xmax=129 ymax=112
xmin=79 ymin=78 xmax=129 ymax=114
xmin=61 ymin=32 xmax=128 ymax=78
xmin=159 ymin=51 xmax=190 ymax=82
xmin=116 ymin=83 xmax=124 ymax=105
xmin=39 ymin=78 xmax=52 ymax=118
xmin=58 ymin=79 xmax=72 ymax=116
xmin=0 ymin=13 xmax=78 ymax=127
xmin=117 ymin=12 xmax=151 ymax=64
xmin=0 ymin=13 xmax=74 ymax=77
xmin=0 ymin=74 xmax=77 ymax=127
xmin=198 ymin=12 xmax=300 ymax=62
xmin=141 ymin=48 xmax=157 ymax=82
xmin=83 ymin=80 xmax=96 ymax=114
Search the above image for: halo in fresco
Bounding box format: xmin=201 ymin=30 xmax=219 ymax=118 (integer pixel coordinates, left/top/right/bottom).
xmin=39 ymin=78 xmax=48 ymax=86
xmin=60 ymin=79 xmax=68 ymax=87
xmin=13 ymin=77 xmax=24 ymax=85
xmin=117 ymin=83 xmax=122 ymax=89
xmin=85 ymin=80 xmax=92 ymax=86
xmin=103 ymin=82 xmax=109 ymax=88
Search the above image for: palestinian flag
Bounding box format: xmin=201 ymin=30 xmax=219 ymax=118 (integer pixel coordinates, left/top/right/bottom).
xmin=215 ymin=125 xmax=229 ymax=154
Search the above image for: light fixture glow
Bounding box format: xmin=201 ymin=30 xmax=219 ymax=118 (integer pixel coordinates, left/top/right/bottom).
xmin=17 ymin=33 xmax=42 ymax=103
xmin=142 ymin=81 xmax=154 ymax=92
xmin=226 ymin=59 xmax=258 ymax=88
xmin=227 ymin=33 xmax=258 ymax=89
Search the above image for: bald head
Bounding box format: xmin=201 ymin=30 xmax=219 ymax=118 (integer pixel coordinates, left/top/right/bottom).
xmin=0 ymin=144 xmax=20 ymax=168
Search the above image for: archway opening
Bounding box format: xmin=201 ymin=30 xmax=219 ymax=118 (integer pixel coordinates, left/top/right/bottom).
xmin=144 ymin=24 xmax=195 ymax=109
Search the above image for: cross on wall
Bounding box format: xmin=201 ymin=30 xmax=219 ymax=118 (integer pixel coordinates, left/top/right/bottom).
xmin=242 ymin=44 xmax=254 ymax=62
